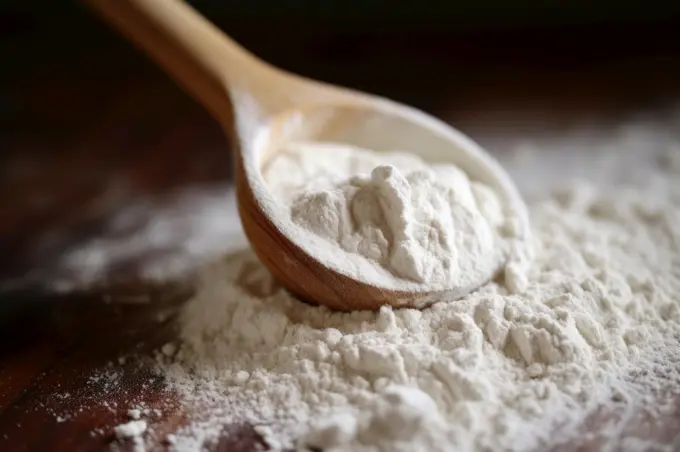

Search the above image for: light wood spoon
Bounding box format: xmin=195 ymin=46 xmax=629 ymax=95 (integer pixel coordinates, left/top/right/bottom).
xmin=86 ymin=0 xmax=530 ymax=311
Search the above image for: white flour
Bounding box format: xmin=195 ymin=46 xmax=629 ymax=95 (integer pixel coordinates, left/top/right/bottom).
xmin=263 ymin=143 xmax=515 ymax=292
xmin=48 ymin=187 xmax=245 ymax=290
xmin=115 ymin=420 xmax=147 ymax=439
xmin=154 ymin=138 xmax=680 ymax=451
xmin=44 ymin=113 xmax=680 ymax=451
xmin=114 ymin=419 xmax=148 ymax=452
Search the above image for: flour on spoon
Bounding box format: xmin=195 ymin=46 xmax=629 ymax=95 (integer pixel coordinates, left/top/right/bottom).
xmin=263 ymin=142 xmax=523 ymax=300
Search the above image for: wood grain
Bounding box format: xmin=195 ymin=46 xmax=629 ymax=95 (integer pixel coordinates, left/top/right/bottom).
xmin=2 ymin=17 xmax=680 ymax=451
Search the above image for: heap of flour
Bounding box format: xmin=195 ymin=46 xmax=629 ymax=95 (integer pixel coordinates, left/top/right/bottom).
xmin=154 ymin=141 xmax=680 ymax=451
xmin=263 ymin=143 xmax=521 ymax=292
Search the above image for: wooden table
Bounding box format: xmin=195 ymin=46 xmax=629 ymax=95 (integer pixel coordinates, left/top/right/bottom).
xmin=2 ymin=17 xmax=680 ymax=451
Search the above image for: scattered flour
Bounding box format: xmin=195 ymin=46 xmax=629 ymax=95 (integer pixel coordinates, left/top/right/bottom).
xmin=153 ymin=135 xmax=680 ymax=451
xmin=41 ymin=112 xmax=680 ymax=451
xmin=262 ymin=142 xmax=521 ymax=294
xmin=48 ymin=187 xmax=245 ymax=290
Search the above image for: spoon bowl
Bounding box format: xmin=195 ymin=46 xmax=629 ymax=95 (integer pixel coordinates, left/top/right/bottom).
xmin=88 ymin=0 xmax=529 ymax=310
xmin=241 ymin=101 xmax=530 ymax=309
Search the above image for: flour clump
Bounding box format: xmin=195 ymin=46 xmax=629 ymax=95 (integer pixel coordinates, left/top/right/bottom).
xmin=264 ymin=142 xmax=517 ymax=293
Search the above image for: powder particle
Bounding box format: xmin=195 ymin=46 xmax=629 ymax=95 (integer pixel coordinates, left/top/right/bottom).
xmin=114 ymin=419 xmax=147 ymax=439
xmin=161 ymin=343 xmax=177 ymax=357
xmin=113 ymin=419 xmax=147 ymax=452
xmin=154 ymin=141 xmax=680 ymax=451
xmin=253 ymin=425 xmax=284 ymax=451
xmin=263 ymin=142 xmax=523 ymax=298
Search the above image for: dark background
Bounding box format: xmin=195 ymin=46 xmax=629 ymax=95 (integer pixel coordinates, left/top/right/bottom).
xmin=4 ymin=2 xmax=680 ymax=135
xmin=3 ymin=2 xmax=680 ymax=276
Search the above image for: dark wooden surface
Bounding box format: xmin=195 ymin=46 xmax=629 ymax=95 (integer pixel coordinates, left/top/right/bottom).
xmin=2 ymin=15 xmax=680 ymax=451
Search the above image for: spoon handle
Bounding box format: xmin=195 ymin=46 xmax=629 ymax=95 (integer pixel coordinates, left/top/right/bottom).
xmin=85 ymin=0 xmax=257 ymax=123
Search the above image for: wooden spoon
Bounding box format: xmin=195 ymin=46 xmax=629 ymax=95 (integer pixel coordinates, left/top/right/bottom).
xmin=86 ymin=0 xmax=530 ymax=311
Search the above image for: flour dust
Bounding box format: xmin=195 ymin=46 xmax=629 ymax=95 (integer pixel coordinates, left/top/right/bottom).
xmin=48 ymin=113 xmax=680 ymax=451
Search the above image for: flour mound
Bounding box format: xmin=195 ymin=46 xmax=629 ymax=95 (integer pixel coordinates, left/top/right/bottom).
xmin=158 ymin=172 xmax=680 ymax=451
xmin=265 ymin=142 xmax=516 ymax=291
xmin=291 ymin=163 xmax=505 ymax=286
xmin=300 ymin=385 xmax=456 ymax=452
